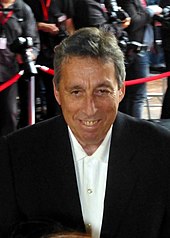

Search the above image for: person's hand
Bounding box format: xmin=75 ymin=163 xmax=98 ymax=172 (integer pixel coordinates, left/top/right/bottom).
xmin=121 ymin=17 xmax=131 ymax=29
xmin=37 ymin=22 xmax=60 ymax=35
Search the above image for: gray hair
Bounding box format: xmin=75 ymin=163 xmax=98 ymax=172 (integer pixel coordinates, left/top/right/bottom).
xmin=53 ymin=27 xmax=126 ymax=89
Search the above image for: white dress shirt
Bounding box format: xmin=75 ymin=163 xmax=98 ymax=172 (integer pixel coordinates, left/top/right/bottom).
xmin=68 ymin=126 xmax=112 ymax=238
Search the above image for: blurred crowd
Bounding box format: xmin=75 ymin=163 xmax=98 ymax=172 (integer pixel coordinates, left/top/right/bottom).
xmin=1 ymin=3 xmax=170 ymax=238
xmin=0 ymin=0 xmax=170 ymax=137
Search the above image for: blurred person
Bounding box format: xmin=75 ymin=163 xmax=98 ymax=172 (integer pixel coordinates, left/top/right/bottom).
xmin=72 ymin=0 xmax=131 ymax=39
xmin=117 ymin=0 xmax=162 ymax=118
xmin=159 ymin=0 xmax=170 ymax=118
xmin=72 ymin=0 xmax=131 ymax=61
xmin=0 ymin=27 xmax=170 ymax=238
xmin=147 ymin=0 xmax=165 ymax=73
xmin=24 ymin=0 xmax=74 ymax=123
xmin=0 ymin=0 xmax=39 ymax=135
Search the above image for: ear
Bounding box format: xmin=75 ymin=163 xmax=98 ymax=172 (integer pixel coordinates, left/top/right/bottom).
xmin=118 ymin=83 xmax=125 ymax=103
xmin=53 ymin=81 xmax=61 ymax=105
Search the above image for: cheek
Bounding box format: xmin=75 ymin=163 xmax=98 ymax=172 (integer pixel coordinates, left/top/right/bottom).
xmin=61 ymin=99 xmax=80 ymax=114
xmin=112 ymin=92 xmax=122 ymax=106
xmin=100 ymin=96 xmax=119 ymax=109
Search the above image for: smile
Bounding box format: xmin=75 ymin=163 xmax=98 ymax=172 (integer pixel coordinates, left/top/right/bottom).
xmin=82 ymin=120 xmax=99 ymax=126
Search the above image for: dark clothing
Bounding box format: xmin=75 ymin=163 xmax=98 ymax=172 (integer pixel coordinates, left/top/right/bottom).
xmin=117 ymin=0 xmax=152 ymax=118
xmin=72 ymin=0 xmax=129 ymax=29
xmin=159 ymin=0 xmax=170 ymax=51
xmin=117 ymin=0 xmax=152 ymax=43
xmin=119 ymin=50 xmax=149 ymax=117
xmin=24 ymin=0 xmax=74 ymax=67
xmin=0 ymin=0 xmax=39 ymax=82
xmin=35 ymin=69 xmax=62 ymax=119
xmin=72 ymin=0 xmax=107 ymax=29
xmin=0 ymin=83 xmax=18 ymax=136
xmin=0 ymin=0 xmax=40 ymax=135
xmin=72 ymin=0 xmax=125 ymax=38
xmin=0 ymin=112 xmax=170 ymax=237
xmin=24 ymin=0 xmax=73 ymax=22
xmin=23 ymin=0 xmax=73 ymax=122
xmin=159 ymin=0 xmax=170 ymax=118
xmin=160 ymin=50 xmax=170 ymax=118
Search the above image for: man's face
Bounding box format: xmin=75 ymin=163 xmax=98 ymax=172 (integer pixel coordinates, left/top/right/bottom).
xmin=54 ymin=57 xmax=125 ymax=152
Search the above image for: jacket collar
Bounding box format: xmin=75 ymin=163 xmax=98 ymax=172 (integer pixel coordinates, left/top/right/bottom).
xmin=101 ymin=112 xmax=138 ymax=236
xmin=51 ymin=113 xmax=138 ymax=235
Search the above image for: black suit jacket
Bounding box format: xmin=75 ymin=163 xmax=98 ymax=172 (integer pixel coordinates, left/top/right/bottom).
xmin=117 ymin=0 xmax=152 ymax=43
xmin=159 ymin=0 xmax=170 ymax=50
xmin=72 ymin=0 xmax=107 ymax=29
xmin=0 ymin=112 xmax=170 ymax=237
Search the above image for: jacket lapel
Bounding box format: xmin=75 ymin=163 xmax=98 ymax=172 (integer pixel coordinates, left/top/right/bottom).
xmin=46 ymin=116 xmax=85 ymax=231
xmin=61 ymin=136 xmax=85 ymax=231
xmin=101 ymin=113 xmax=139 ymax=237
xmin=49 ymin=114 xmax=139 ymax=235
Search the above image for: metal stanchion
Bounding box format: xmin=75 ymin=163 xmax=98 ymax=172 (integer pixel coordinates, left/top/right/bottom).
xmin=28 ymin=76 xmax=35 ymax=125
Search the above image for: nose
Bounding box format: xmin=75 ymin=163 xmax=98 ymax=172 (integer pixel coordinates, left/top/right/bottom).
xmin=82 ymin=95 xmax=97 ymax=116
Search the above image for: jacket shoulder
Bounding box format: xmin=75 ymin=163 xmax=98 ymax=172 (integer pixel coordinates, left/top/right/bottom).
xmin=5 ymin=116 xmax=68 ymax=148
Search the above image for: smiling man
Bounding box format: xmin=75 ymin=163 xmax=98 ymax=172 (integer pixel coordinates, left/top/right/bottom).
xmin=0 ymin=28 xmax=170 ymax=238
xmin=54 ymin=56 xmax=124 ymax=155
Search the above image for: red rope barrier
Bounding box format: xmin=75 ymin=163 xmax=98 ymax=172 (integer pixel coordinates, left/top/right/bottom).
xmin=125 ymin=71 xmax=170 ymax=86
xmin=37 ymin=66 xmax=170 ymax=86
xmin=37 ymin=65 xmax=54 ymax=75
xmin=0 ymin=66 xmax=169 ymax=93
xmin=0 ymin=70 xmax=24 ymax=92
xmin=0 ymin=65 xmax=54 ymax=93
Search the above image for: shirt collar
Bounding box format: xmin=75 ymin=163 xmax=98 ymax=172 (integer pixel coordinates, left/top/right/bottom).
xmin=68 ymin=125 xmax=113 ymax=164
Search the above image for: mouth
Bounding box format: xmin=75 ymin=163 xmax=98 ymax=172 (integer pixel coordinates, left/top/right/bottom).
xmin=81 ymin=120 xmax=99 ymax=127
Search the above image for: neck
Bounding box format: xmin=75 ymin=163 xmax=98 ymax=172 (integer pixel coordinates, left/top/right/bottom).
xmin=81 ymin=141 xmax=103 ymax=155
xmin=83 ymin=146 xmax=98 ymax=156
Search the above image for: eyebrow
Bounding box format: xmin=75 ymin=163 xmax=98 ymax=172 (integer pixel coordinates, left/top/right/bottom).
xmin=96 ymin=82 xmax=114 ymax=88
xmin=66 ymin=83 xmax=114 ymax=92
xmin=65 ymin=85 xmax=83 ymax=91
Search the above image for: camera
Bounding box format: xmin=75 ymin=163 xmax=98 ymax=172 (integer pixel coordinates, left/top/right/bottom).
xmin=54 ymin=13 xmax=69 ymax=44
xmin=110 ymin=9 xmax=130 ymax=52
xmin=118 ymin=30 xmax=129 ymax=53
xmin=10 ymin=37 xmax=38 ymax=76
xmin=108 ymin=6 xmax=130 ymax=24
xmin=105 ymin=4 xmax=130 ymax=48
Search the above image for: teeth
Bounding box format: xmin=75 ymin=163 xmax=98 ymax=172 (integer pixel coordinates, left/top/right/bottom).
xmin=83 ymin=120 xmax=98 ymax=126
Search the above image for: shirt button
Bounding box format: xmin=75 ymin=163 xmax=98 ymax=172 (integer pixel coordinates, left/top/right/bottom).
xmin=86 ymin=223 xmax=91 ymax=233
xmin=87 ymin=188 xmax=93 ymax=194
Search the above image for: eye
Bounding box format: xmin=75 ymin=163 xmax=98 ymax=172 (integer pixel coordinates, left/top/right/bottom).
xmin=95 ymin=88 xmax=113 ymax=96
xmin=70 ymin=89 xmax=83 ymax=96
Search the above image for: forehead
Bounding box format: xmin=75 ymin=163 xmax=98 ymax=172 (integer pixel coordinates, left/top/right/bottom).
xmin=61 ymin=56 xmax=114 ymax=69
xmin=60 ymin=56 xmax=116 ymax=83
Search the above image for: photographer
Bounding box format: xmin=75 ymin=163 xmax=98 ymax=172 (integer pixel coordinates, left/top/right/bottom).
xmin=24 ymin=0 xmax=74 ymax=122
xmin=0 ymin=0 xmax=40 ymax=136
xmin=72 ymin=0 xmax=131 ymax=39
xmin=117 ymin=0 xmax=162 ymax=118
xmin=159 ymin=0 xmax=170 ymax=119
